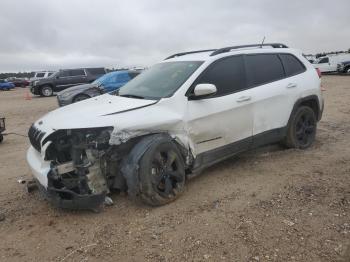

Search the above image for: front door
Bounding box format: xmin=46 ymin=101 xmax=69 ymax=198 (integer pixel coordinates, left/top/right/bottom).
xmin=186 ymin=55 xmax=254 ymax=158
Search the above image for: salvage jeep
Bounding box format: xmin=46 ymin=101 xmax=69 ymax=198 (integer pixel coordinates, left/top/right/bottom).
xmin=27 ymin=43 xmax=324 ymax=210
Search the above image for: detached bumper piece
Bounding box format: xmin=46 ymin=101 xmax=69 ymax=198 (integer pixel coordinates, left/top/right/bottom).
xmin=36 ymin=171 xmax=107 ymax=211
xmin=47 ymin=187 xmax=106 ymax=211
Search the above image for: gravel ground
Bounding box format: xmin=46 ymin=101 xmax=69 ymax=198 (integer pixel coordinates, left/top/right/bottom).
xmin=0 ymin=76 xmax=349 ymax=262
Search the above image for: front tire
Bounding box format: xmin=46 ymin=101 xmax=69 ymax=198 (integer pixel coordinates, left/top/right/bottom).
xmin=40 ymin=85 xmax=53 ymax=97
xmin=0 ymin=134 xmax=3 ymax=143
xmin=123 ymin=135 xmax=186 ymax=206
xmin=283 ymin=106 xmax=317 ymax=149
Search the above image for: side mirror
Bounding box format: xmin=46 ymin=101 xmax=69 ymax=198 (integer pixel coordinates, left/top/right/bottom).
xmin=189 ymin=83 xmax=217 ymax=100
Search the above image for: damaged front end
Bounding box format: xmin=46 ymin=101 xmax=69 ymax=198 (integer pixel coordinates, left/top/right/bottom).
xmin=28 ymin=125 xmax=127 ymax=211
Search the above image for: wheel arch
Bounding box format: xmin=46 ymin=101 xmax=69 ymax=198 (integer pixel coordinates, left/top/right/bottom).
xmin=118 ymin=132 xmax=190 ymax=197
xmin=73 ymin=93 xmax=91 ymax=102
xmin=288 ymin=95 xmax=322 ymax=126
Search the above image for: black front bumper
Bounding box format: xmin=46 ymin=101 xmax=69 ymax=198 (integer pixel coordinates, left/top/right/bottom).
xmin=30 ymin=85 xmax=40 ymax=95
xmin=36 ymin=172 xmax=106 ymax=211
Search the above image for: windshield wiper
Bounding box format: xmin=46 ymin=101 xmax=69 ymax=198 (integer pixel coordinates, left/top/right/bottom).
xmin=119 ymin=94 xmax=145 ymax=99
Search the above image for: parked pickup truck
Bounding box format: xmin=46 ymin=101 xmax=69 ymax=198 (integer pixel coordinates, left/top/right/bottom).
xmin=313 ymin=54 xmax=350 ymax=73
xmin=337 ymin=61 xmax=350 ymax=74
xmin=30 ymin=68 xmax=106 ymax=97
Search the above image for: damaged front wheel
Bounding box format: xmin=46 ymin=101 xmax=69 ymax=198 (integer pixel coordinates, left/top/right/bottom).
xmin=122 ymin=135 xmax=186 ymax=206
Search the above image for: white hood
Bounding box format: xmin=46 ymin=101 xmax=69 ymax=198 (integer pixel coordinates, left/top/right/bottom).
xmin=34 ymin=94 xmax=157 ymax=133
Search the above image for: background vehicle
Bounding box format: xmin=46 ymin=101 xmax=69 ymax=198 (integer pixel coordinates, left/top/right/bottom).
xmin=30 ymin=71 xmax=55 ymax=81
xmin=313 ymin=54 xmax=350 ymax=73
xmin=57 ymin=70 xmax=141 ymax=106
xmin=0 ymin=79 xmax=15 ymax=90
xmin=6 ymin=77 xmax=30 ymax=87
xmin=337 ymin=60 xmax=350 ymax=73
xmin=30 ymin=67 xmax=106 ymax=97
xmin=27 ymin=43 xmax=323 ymax=210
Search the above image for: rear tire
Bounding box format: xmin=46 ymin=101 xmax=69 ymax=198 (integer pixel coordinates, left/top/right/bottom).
xmin=283 ymin=106 xmax=317 ymax=149
xmin=0 ymin=134 xmax=3 ymax=143
xmin=40 ymin=85 xmax=53 ymax=97
xmin=73 ymin=94 xmax=90 ymax=103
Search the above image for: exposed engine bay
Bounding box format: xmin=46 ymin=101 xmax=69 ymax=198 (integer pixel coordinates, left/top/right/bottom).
xmin=32 ymin=126 xmax=140 ymax=210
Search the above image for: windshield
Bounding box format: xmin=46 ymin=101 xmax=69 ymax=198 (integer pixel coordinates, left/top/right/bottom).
xmin=93 ymin=72 xmax=115 ymax=86
xmin=118 ymin=61 xmax=203 ymax=99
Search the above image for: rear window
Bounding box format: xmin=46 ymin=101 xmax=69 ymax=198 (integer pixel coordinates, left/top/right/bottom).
xmin=48 ymin=72 xmax=54 ymax=76
xmin=279 ymin=54 xmax=306 ymax=77
xmin=245 ymin=54 xmax=285 ymax=87
xmin=86 ymin=68 xmax=105 ymax=75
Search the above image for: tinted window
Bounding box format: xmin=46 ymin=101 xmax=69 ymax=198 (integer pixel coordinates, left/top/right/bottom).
xmin=86 ymin=68 xmax=105 ymax=75
xmin=60 ymin=70 xmax=70 ymax=77
xmin=128 ymin=72 xmax=140 ymax=79
xmin=36 ymin=73 xmax=45 ymax=78
xmin=246 ymin=54 xmax=285 ymax=87
xmin=70 ymin=69 xmax=85 ymax=76
xmin=194 ymin=55 xmax=246 ymax=96
xmin=48 ymin=72 xmax=54 ymax=76
xmin=280 ymin=54 xmax=305 ymax=77
xmin=318 ymin=57 xmax=329 ymax=64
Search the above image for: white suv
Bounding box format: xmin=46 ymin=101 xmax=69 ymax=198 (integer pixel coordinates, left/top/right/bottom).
xmin=27 ymin=43 xmax=324 ymax=210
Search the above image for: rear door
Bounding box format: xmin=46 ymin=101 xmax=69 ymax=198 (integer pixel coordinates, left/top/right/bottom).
xmin=186 ymin=55 xmax=254 ymax=157
xmin=246 ymin=53 xmax=304 ymax=144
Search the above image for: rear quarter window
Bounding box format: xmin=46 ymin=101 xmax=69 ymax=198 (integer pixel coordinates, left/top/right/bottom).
xmin=279 ymin=54 xmax=306 ymax=77
xmin=245 ymin=54 xmax=285 ymax=87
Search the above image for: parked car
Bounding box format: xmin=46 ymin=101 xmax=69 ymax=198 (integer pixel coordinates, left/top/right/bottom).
xmin=337 ymin=60 xmax=350 ymax=74
xmin=30 ymin=68 xmax=106 ymax=97
xmin=30 ymin=71 xmax=55 ymax=81
xmin=57 ymin=70 xmax=141 ymax=106
xmin=27 ymin=43 xmax=323 ymax=210
xmin=6 ymin=77 xmax=30 ymax=87
xmin=0 ymin=79 xmax=15 ymax=90
xmin=313 ymin=54 xmax=350 ymax=73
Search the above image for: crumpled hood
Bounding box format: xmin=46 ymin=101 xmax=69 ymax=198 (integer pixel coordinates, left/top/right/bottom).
xmin=34 ymin=94 xmax=157 ymax=133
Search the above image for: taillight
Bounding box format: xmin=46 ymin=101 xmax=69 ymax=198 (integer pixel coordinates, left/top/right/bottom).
xmin=316 ymin=68 xmax=322 ymax=78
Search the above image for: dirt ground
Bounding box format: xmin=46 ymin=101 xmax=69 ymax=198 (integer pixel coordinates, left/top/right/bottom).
xmin=0 ymin=76 xmax=349 ymax=262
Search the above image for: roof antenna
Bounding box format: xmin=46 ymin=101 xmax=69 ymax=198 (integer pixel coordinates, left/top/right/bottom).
xmin=260 ymin=36 xmax=266 ymax=48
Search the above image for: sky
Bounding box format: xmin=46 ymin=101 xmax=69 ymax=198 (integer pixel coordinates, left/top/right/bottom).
xmin=0 ymin=0 xmax=349 ymax=72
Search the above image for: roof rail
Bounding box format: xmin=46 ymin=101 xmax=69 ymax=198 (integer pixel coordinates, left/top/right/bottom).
xmin=165 ymin=49 xmax=217 ymax=60
xmin=210 ymin=43 xmax=288 ymax=56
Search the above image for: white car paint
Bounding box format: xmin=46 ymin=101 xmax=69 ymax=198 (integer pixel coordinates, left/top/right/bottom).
xmin=27 ymin=47 xmax=322 ymax=188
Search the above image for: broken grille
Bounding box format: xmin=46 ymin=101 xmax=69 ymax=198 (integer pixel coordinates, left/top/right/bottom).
xmin=28 ymin=124 xmax=46 ymax=152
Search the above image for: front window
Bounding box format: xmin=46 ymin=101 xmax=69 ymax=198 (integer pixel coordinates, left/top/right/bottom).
xmin=36 ymin=73 xmax=45 ymax=78
xmin=118 ymin=61 xmax=203 ymax=99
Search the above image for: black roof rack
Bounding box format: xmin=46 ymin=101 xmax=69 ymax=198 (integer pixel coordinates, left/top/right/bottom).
xmin=210 ymin=43 xmax=288 ymax=56
xmin=165 ymin=49 xmax=217 ymax=60
xmin=165 ymin=43 xmax=288 ymax=60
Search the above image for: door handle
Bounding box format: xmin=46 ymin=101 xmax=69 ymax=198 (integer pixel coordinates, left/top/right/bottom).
xmin=287 ymin=83 xmax=297 ymax=88
xmin=236 ymin=96 xmax=251 ymax=102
